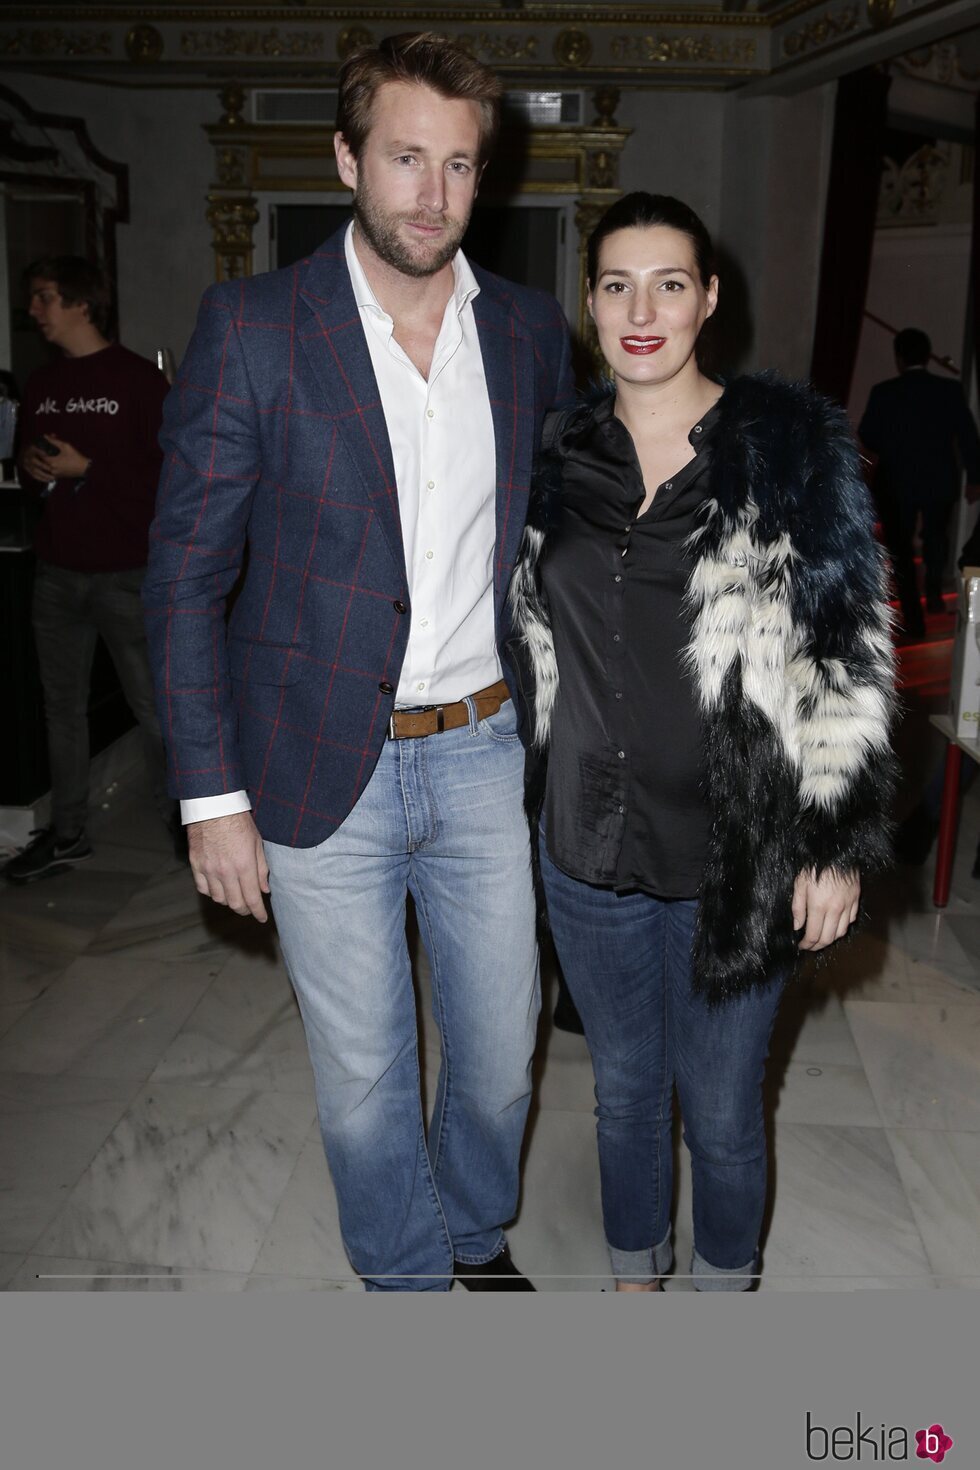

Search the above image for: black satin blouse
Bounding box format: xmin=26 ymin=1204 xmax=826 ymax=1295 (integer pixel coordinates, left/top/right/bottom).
xmin=540 ymin=392 xmax=720 ymax=899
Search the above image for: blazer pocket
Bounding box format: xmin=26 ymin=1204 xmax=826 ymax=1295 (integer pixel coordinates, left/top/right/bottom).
xmin=228 ymin=636 xmax=309 ymax=686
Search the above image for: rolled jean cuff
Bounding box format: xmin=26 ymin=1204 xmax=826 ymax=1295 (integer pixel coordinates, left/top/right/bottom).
xmin=453 ymin=1232 xmax=507 ymax=1267
xmin=691 ymin=1248 xmax=758 ymax=1292
xmin=608 ymin=1227 xmax=673 ymax=1284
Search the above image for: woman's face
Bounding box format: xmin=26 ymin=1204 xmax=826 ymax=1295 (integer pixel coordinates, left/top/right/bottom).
xmin=588 ymin=224 xmax=718 ymax=389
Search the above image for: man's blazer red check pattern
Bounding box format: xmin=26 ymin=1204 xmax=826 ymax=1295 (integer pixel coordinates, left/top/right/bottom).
xmin=143 ymin=227 xmax=574 ymax=847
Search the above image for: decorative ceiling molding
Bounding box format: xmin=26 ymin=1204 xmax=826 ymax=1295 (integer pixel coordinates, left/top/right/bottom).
xmin=0 ymin=0 xmax=974 ymax=90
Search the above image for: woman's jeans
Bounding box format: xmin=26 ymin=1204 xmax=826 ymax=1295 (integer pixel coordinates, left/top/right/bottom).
xmin=540 ymin=840 xmax=784 ymax=1290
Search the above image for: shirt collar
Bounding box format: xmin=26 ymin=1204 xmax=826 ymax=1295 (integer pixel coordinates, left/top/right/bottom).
xmin=344 ymin=221 xmax=480 ymax=321
xmin=592 ymin=385 xmax=724 ymax=449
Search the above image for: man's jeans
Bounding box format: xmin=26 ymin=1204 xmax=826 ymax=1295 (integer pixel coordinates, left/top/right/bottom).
xmin=32 ymin=562 xmax=169 ymax=836
xmin=264 ymin=698 xmax=539 ymax=1291
xmin=540 ymin=841 xmax=784 ymax=1290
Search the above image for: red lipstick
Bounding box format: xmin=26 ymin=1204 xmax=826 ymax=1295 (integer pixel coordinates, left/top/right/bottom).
xmin=620 ymin=337 xmax=665 ymax=355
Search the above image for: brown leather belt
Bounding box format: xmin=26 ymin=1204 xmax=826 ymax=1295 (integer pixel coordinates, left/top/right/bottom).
xmin=388 ymin=678 xmax=511 ymax=740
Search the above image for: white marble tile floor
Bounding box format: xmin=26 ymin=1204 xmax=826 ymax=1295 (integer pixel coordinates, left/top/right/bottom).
xmin=1 ymin=768 xmax=977 ymax=1293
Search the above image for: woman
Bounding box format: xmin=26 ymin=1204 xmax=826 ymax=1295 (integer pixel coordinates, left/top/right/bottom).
xmin=509 ymin=193 xmax=895 ymax=1291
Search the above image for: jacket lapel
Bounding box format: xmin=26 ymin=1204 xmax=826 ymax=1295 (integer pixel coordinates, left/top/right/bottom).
xmin=297 ymin=230 xmax=405 ymax=581
xmin=473 ymin=273 xmax=537 ymax=625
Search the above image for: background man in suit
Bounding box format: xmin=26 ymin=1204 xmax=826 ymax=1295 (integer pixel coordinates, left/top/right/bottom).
xmin=859 ymin=326 xmax=980 ymax=638
xmin=144 ymin=33 xmax=573 ymax=1291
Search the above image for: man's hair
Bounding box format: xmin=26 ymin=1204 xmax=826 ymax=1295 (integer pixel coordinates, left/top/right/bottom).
xmin=894 ymin=327 xmax=931 ymax=367
xmin=335 ymin=31 xmax=502 ymax=163
xmin=25 ymin=256 xmax=110 ymax=334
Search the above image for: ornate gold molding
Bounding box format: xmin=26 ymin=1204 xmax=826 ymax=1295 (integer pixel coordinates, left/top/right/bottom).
xmin=0 ymin=28 xmax=113 ymax=57
xmin=865 ymin=0 xmax=896 ymax=29
xmin=611 ymin=33 xmax=757 ymax=65
xmin=180 ymin=28 xmax=326 ymax=57
xmin=0 ymin=7 xmax=768 ymax=84
xmin=781 ymin=6 xmax=857 ymax=57
xmin=206 ymin=193 xmax=260 ymax=279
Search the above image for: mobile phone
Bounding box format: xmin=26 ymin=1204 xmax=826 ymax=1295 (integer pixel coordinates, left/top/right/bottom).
xmin=36 ymin=435 xmax=58 ymax=455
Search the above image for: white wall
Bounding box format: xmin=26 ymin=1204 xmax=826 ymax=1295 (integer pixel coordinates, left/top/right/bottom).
xmin=11 ymin=77 xmax=216 ymax=365
xmin=719 ymin=84 xmax=835 ymax=378
xmin=616 ymin=90 xmax=727 ymax=233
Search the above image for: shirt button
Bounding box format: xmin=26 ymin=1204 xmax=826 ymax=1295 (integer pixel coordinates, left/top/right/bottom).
xmin=623 ymin=526 xmax=630 ymax=534
xmin=664 ymin=481 xmax=673 ymax=490
xmin=417 ymin=681 xmax=426 ymax=692
xmin=612 ymin=633 xmax=621 ymax=643
xmin=393 ymin=600 xmax=407 ymax=614
xmin=378 ymin=681 xmax=394 ymax=695
xmin=614 ymin=691 xmax=623 ymax=700
xmin=693 ymin=425 xmax=703 ymax=433
xmin=618 ymin=805 xmax=625 ymax=814
xmin=425 ymin=550 xmax=434 ymax=560
xmin=426 ymin=480 xmax=435 ymax=490
xmin=617 ymin=750 xmax=626 ymax=760
xmin=614 ymin=574 xmax=622 ymax=583
xmin=426 ymin=409 xmax=435 ymax=419
xmin=420 ymin=618 xmax=429 ymax=628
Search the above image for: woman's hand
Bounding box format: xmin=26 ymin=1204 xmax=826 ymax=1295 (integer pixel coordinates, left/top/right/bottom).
xmin=791 ymin=867 xmax=860 ymax=951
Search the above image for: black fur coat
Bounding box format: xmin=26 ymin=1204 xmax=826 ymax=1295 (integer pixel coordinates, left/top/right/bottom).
xmin=507 ymin=373 xmax=897 ymax=1002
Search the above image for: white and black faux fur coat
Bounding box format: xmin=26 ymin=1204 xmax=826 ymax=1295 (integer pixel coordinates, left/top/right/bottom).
xmin=507 ymin=372 xmax=897 ymax=1002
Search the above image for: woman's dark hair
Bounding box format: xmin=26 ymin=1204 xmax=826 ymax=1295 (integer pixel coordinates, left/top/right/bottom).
xmin=587 ymin=193 xmax=715 ymax=290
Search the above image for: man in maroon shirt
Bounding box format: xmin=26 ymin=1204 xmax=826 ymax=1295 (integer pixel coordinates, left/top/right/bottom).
xmin=5 ymin=256 xmax=172 ymax=883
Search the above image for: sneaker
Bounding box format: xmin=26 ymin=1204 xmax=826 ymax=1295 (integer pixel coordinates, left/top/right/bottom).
xmin=3 ymin=827 xmax=93 ymax=884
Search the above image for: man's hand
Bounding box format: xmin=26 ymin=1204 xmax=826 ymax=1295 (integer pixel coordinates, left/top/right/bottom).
xmin=187 ymin=810 xmax=270 ymax=922
xmin=20 ymin=436 xmax=90 ymax=483
xmin=791 ymin=867 xmax=860 ymax=952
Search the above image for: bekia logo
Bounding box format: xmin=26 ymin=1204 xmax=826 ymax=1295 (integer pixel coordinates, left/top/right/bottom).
xmin=914 ymin=1426 xmax=954 ymax=1464
xmin=806 ymin=1413 xmax=954 ymax=1462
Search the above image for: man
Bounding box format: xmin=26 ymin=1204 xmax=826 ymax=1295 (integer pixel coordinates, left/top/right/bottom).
xmin=6 ymin=257 xmax=171 ymax=884
xmin=859 ymin=326 xmax=980 ymax=638
xmin=144 ymin=33 xmax=573 ymax=1290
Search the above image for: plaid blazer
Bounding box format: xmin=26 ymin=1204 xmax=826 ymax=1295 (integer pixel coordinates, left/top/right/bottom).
xmin=143 ymin=227 xmax=574 ymax=847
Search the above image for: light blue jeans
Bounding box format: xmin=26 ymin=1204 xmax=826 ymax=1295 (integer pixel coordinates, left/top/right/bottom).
xmin=264 ymin=699 xmax=539 ymax=1291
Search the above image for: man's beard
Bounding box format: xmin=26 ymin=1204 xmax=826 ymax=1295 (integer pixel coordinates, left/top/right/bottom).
xmin=352 ymin=183 xmax=469 ymax=278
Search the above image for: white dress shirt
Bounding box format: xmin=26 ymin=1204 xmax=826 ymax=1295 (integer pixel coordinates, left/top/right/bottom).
xmin=182 ymin=224 xmax=499 ymax=825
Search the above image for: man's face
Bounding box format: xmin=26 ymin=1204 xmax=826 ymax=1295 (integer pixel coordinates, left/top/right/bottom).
xmin=28 ymin=279 xmax=90 ymax=349
xmin=335 ymin=81 xmax=484 ymax=279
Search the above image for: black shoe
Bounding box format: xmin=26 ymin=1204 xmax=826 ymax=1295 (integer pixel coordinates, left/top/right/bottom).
xmin=552 ymin=984 xmax=586 ymax=1035
xmin=454 ymin=1246 xmax=535 ymax=1291
xmin=3 ymin=827 xmax=92 ymax=884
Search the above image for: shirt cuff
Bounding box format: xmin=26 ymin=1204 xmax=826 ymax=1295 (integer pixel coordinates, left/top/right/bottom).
xmin=180 ymin=791 xmax=252 ymax=825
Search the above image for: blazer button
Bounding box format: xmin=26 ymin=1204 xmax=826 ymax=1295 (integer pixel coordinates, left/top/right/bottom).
xmin=393 ymin=600 xmax=407 ymax=614
xmin=378 ymin=681 xmax=394 ymax=695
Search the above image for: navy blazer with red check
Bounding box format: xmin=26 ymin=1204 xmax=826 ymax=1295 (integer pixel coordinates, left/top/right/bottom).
xmin=143 ymin=226 xmax=574 ymax=848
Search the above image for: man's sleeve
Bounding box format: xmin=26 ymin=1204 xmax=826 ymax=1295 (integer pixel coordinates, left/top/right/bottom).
xmin=142 ymin=282 xmax=260 ymax=803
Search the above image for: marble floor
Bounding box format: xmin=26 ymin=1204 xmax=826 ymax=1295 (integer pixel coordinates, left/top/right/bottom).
xmin=1 ymin=733 xmax=978 ymax=1293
